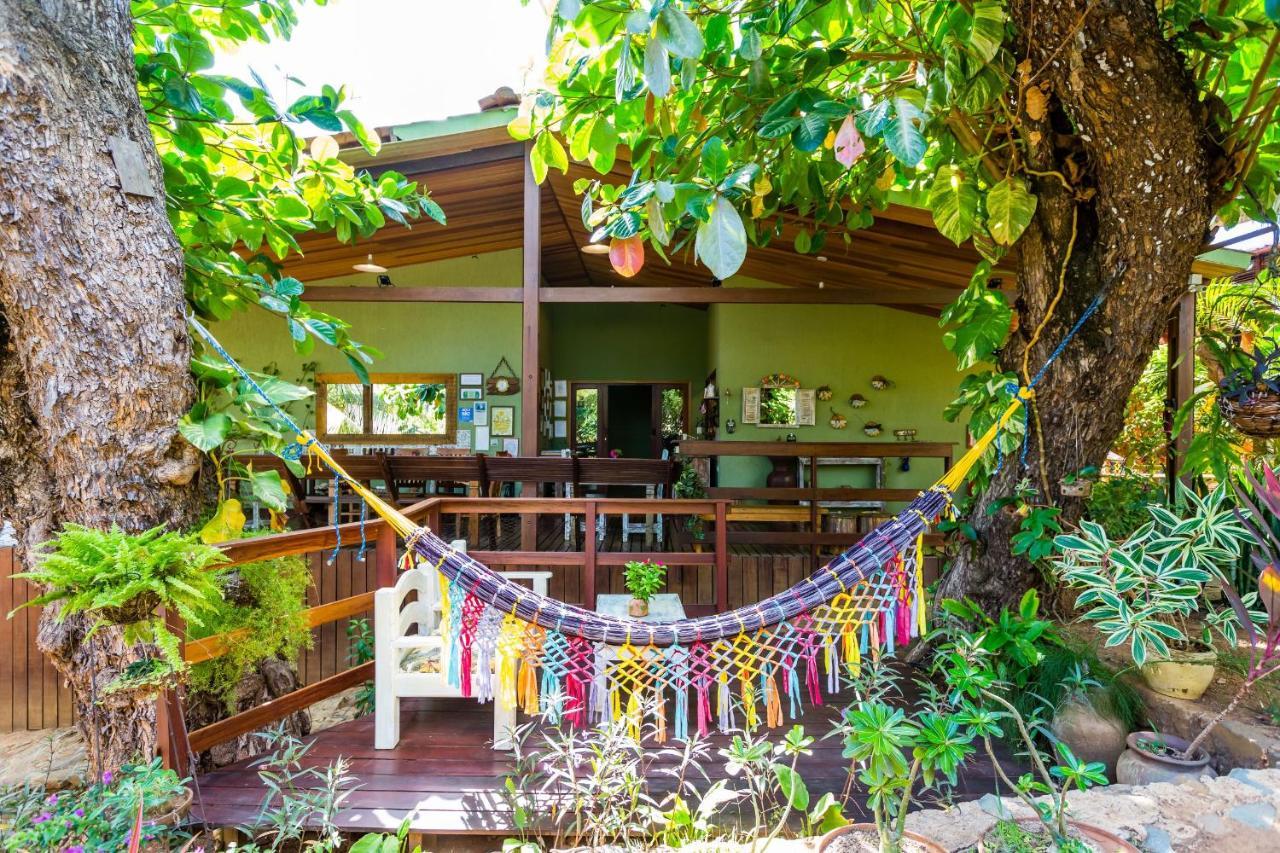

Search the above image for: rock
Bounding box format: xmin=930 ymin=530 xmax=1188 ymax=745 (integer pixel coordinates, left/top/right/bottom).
xmin=0 ymin=726 xmax=87 ymax=790
xmin=1229 ymin=767 xmax=1279 ymax=797
xmin=1142 ymin=824 xmax=1173 ymax=853
xmin=1228 ymin=802 xmax=1276 ymax=830
xmin=903 ymin=804 xmax=995 ymax=852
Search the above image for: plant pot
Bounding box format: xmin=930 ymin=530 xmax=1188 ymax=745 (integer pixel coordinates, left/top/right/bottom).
xmin=1139 ymin=645 xmax=1217 ymax=700
xmin=98 ymin=591 xmax=161 ymax=625
xmin=976 ymin=819 xmax=1138 ymax=852
xmin=628 ymin=597 xmax=649 ymax=618
xmin=1051 ymin=698 xmax=1129 ymax=779
xmin=1219 ymin=390 xmax=1280 ymax=438
xmin=817 ymin=822 xmax=945 ymax=853
xmin=1116 ymin=731 xmax=1216 ymax=785
xmin=149 ymin=787 xmax=193 ymax=828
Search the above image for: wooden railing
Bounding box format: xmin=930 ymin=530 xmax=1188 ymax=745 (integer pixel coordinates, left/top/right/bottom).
xmin=160 ymin=495 xmax=731 ymax=777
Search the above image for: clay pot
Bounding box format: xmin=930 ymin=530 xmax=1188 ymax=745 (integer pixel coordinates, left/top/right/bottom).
xmin=976 ymin=819 xmax=1138 ymax=852
xmin=628 ymin=597 xmax=649 ymax=618
xmin=150 ymin=787 xmax=194 ymax=828
xmin=1115 ymin=731 xmax=1216 ymax=786
xmin=1051 ymin=698 xmax=1129 ymax=779
xmin=817 ymin=823 xmax=945 ymax=853
xmin=1139 ymin=645 xmax=1217 ymax=700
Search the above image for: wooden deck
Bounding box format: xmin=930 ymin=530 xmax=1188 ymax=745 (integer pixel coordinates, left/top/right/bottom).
xmin=192 ymin=679 xmax=1018 ymax=840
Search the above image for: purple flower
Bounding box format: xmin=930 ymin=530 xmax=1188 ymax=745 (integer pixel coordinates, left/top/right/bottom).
xmin=33 ymin=811 xmax=52 ymax=824
xmin=73 ymin=808 xmax=84 ymax=818
xmin=47 ymin=793 xmax=58 ymax=805
xmin=101 ymin=770 xmax=113 ymax=785
xmin=66 ymin=847 xmax=85 ymax=853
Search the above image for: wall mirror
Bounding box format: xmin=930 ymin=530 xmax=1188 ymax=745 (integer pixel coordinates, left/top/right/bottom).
xmin=741 ymin=374 xmax=815 ymax=427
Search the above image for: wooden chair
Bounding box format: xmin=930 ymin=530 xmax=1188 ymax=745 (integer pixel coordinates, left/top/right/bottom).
xmin=485 ymin=455 xmax=576 ymax=541
xmin=574 ymin=457 xmax=677 ymax=549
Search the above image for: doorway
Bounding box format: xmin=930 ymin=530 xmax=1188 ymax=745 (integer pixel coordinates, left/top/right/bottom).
xmin=571 ymin=382 xmax=688 ymax=458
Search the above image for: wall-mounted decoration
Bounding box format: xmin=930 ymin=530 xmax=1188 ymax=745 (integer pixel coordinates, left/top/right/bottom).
xmin=474 ymin=426 xmax=490 ymax=448
xmin=760 ymin=372 xmax=800 ymax=388
xmin=725 ymin=418 xmax=737 ymax=434
xmin=553 ymin=399 xmax=567 ymax=418
xmin=456 ymin=430 xmax=472 ymax=450
xmin=554 ymin=379 xmax=568 ymax=398
xmin=554 ymin=419 xmax=567 ymax=438
xmin=795 ymin=388 xmax=816 ymax=426
xmin=863 ymin=421 xmax=884 ymax=437
xmin=460 ymin=388 xmax=483 ymax=401
xmin=816 ymin=385 xmax=833 ymax=401
xmin=473 ymin=401 xmax=489 ymax=427
xmin=460 ymin=373 xmax=483 ymax=386
xmin=491 ymin=406 xmax=515 ymax=437
xmin=828 ymin=409 xmax=848 ymax=430
xmin=459 ymin=406 xmax=474 ymax=424
xmin=741 ymin=387 xmax=761 ymax=424
xmin=848 ymin=393 xmax=867 ymax=408
xmin=870 ymin=375 xmax=892 ymax=391
xmin=486 ymin=357 xmax=520 ymax=395
xmin=893 ymin=428 xmax=917 ymax=442
xmin=503 ymin=438 xmax=520 ymax=456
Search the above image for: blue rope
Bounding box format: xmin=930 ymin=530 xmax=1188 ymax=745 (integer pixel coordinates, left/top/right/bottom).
xmin=1029 ymin=289 xmax=1106 ymax=390
xmin=329 ymin=475 xmax=342 ymax=565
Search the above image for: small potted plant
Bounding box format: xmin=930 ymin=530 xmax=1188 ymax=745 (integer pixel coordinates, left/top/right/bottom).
xmin=623 ymin=559 xmax=665 ymax=617
xmin=1202 ymin=329 xmax=1280 ymax=438
xmin=1052 ymin=483 xmax=1250 ymax=701
xmin=11 ymin=523 xmax=227 ymax=693
xmin=1116 ymin=464 xmax=1280 ymax=783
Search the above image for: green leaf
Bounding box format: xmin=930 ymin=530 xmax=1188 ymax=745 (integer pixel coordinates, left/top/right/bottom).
xmin=656 ymin=6 xmax=704 ymax=59
xmin=643 ymin=37 xmax=672 ymax=98
xmin=928 ymin=166 xmax=979 ymax=245
xmin=968 ymin=1 xmax=1007 ymax=64
xmin=702 ymin=136 xmax=729 ymax=184
xmin=587 ymin=119 xmax=619 ymax=174
xmin=758 ymin=116 xmax=802 ymax=139
xmin=249 ymin=468 xmax=289 ymax=512
xmin=695 ymin=195 xmax=747 ymax=280
xmin=338 ymin=109 xmax=381 ymax=156
xmin=772 ymin=764 xmax=810 ymax=811
xmin=271 ymin=195 xmax=310 ymax=220
xmin=1267 ymin=0 xmax=1280 ymax=24
xmin=987 ymin=177 xmax=1037 ymax=246
xmin=792 ymin=112 xmax=829 ymax=153
xmin=881 ymin=96 xmax=926 ymax=166
xmin=178 ymin=414 xmax=230 ymax=452
xmin=532 ymin=132 xmax=568 ymax=183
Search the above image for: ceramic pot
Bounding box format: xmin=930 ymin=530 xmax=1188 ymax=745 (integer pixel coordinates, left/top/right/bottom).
xmin=1115 ymin=731 xmax=1215 ymax=785
xmin=1051 ymin=698 xmax=1129 ymax=778
xmin=817 ymin=823 xmax=945 ymax=853
xmin=976 ymin=819 xmax=1138 ymax=853
xmin=1139 ymin=645 xmax=1217 ymax=700
xmin=628 ymin=597 xmax=649 ymax=618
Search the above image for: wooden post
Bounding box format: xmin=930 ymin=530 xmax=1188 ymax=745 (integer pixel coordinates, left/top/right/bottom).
xmin=157 ymin=607 xmax=191 ymax=778
xmin=520 ymin=139 xmax=541 ymax=550
xmin=1165 ymin=286 xmax=1196 ymax=499
xmin=807 ymin=453 xmax=819 ymax=567
xmin=584 ymin=501 xmax=597 ymax=610
xmin=714 ymin=501 xmax=728 ymax=614
xmin=375 ymin=523 xmax=397 ymax=588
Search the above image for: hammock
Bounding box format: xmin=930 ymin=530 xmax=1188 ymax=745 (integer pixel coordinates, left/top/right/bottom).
xmin=187 ymin=289 xmax=1097 ymax=737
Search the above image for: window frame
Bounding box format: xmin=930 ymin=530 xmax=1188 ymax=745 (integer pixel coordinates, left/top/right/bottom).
xmin=315 ymin=372 xmax=458 ymax=446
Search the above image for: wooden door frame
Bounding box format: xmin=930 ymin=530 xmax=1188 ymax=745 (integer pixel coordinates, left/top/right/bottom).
xmin=568 ymin=380 xmax=690 ymax=458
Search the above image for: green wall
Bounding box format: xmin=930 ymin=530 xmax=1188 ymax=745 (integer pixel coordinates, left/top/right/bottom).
xmin=707 ymin=296 xmax=965 ymax=499
xmin=216 ymin=251 xmax=526 ymax=454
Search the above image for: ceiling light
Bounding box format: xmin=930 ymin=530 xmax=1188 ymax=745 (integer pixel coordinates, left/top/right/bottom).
xmin=580 ymin=243 xmax=610 ymax=255
xmin=353 ymin=253 xmax=387 ymax=274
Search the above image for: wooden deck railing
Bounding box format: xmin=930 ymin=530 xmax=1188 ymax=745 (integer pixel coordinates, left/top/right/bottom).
xmin=161 ymin=495 xmax=731 ymax=777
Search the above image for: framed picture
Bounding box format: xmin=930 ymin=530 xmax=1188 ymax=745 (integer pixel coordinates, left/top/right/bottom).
xmin=460 ymin=372 xmax=484 ymax=386
xmin=473 ymin=401 xmax=488 ymax=426
xmin=554 ymin=380 xmax=568 ymax=397
xmin=491 ymin=406 xmax=515 ymax=437
xmin=460 ymin=388 xmax=483 ymax=401
xmin=553 ymin=399 xmax=567 ymax=418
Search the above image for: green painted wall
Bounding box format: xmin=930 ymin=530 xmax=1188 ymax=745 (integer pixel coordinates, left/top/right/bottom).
xmin=707 ymin=296 xmax=966 ymax=501
xmin=215 ymin=251 xmax=526 ymax=454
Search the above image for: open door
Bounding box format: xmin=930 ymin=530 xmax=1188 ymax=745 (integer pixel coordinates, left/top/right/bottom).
xmin=572 ymin=382 xmax=688 ymax=458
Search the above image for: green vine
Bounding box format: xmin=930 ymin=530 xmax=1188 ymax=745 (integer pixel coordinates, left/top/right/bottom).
xmin=188 ymin=556 xmax=313 ymax=710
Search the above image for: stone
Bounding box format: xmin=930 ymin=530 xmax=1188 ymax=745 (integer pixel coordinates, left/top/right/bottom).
xmin=1229 ymin=767 xmax=1280 ymax=797
xmin=0 ymin=726 xmax=86 ymax=790
xmin=904 ymin=804 xmax=995 ymax=852
xmin=1194 ymin=813 xmax=1228 ymax=835
xmin=1142 ymin=824 xmax=1173 ymax=853
xmin=1228 ymin=802 xmax=1276 ymax=830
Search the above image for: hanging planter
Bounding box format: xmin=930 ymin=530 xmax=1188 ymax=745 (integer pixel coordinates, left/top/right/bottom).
xmin=869 ymin=375 xmax=892 ymax=390
xmin=1205 ymin=332 xmax=1280 ymax=437
xmin=816 ymin=385 xmax=833 ymax=401
xmin=848 ymin=393 xmax=867 ymax=408
xmin=828 ymin=409 xmax=848 ymax=430
xmin=862 ymin=420 xmax=883 ymax=437
xmin=1219 ymin=392 xmax=1280 ymax=438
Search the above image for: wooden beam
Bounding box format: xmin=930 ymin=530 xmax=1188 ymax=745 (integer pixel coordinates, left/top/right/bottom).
xmin=1166 ymin=287 xmax=1196 ymax=497
xmin=184 ymin=592 xmax=376 ymax=665
xmin=540 ymin=286 xmax=965 ymax=305
xmin=520 ymin=141 xmax=541 ymax=548
xmin=304 ymin=286 xmax=521 ymax=303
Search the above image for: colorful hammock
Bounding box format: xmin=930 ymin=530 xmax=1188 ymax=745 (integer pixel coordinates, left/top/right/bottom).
xmin=188 ymin=289 xmax=1096 ymax=739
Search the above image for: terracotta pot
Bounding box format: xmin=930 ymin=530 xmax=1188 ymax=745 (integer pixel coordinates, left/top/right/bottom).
xmin=150 ymin=787 xmax=193 ymax=827
xmin=817 ymin=822 xmax=946 ymax=853
xmin=1115 ymin=731 xmax=1216 ymax=785
xmin=628 ymin=597 xmax=649 ymax=618
xmin=1139 ymin=645 xmax=1217 ymax=700
xmin=976 ymin=819 xmax=1138 ymax=853
xmin=1051 ymin=698 xmax=1129 ymax=779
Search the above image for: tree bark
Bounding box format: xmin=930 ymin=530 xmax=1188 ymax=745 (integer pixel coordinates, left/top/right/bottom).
xmin=937 ymin=0 xmax=1224 ymax=612
xmin=0 ymin=0 xmax=200 ymax=773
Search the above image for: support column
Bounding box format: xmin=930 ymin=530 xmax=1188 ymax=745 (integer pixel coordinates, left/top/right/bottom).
xmin=1165 ymin=284 xmax=1196 ymax=498
xmin=520 ymin=142 xmax=541 ymax=549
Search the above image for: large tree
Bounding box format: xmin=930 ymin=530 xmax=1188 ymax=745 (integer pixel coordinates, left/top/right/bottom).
xmin=518 ymin=0 xmax=1279 ymax=610
xmin=0 ymin=0 xmax=439 ymax=772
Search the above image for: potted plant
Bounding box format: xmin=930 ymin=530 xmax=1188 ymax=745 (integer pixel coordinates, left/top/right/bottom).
xmin=1052 ymin=483 xmax=1250 ymax=701
xmin=1116 ymin=464 xmax=1280 ymax=783
xmin=11 ymin=523 xmax=227 ymax=693
xmin=1202 ymin=328 xmax=1280 ymax=439
xmin=623 ymin=559 xmax=665 ymax=617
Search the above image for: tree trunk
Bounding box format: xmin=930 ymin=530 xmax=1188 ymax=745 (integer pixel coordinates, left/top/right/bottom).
xmin=937 ymin=0 xmax=1224 ymax=612
xmin=0 ymin=0 xmax=200 ymax=773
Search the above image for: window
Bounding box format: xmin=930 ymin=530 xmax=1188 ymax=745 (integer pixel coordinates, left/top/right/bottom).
xmin=316 ymin=373 xmax=456 ymax=445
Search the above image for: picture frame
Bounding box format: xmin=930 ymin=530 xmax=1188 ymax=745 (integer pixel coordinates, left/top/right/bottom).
xmin=554 ymin=379 xmax=568 ymax=398
xmin=473 ymin=401 xmax=488 ymax=426
xmin=460 ymin=372 xmax=484 ymax=386
xmin=553 ymin=399 xmax=567 ymax=418
xmin=460 ymin=388 xmax=483 ymax=401
xmin=491 ymin=406 xmax=515 ymax=437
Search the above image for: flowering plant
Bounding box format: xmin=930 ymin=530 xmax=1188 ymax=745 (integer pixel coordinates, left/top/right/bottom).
xmin=0 ymin=760 xmax=188 ymax=852
xmin=623 ymin=560 xmax=666 ymax=602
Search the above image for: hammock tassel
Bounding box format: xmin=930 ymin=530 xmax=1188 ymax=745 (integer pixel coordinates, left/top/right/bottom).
xmin=764 ymin=672 xmax=782 ymax=728
xmin=717 ymin=673 xmax=733 ymax=732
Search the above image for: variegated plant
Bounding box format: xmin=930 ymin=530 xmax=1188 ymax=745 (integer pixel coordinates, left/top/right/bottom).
xmin=1052 ymin=483 xmax=1251 ymax=668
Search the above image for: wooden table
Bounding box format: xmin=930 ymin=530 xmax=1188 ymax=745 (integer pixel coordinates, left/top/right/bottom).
xmin=596 ymin=593 xmax=686 ymax=623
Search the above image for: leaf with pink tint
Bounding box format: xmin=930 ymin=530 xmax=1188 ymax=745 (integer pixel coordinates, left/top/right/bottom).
xmin=833 ymin=115 xmax=864 ymax=168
